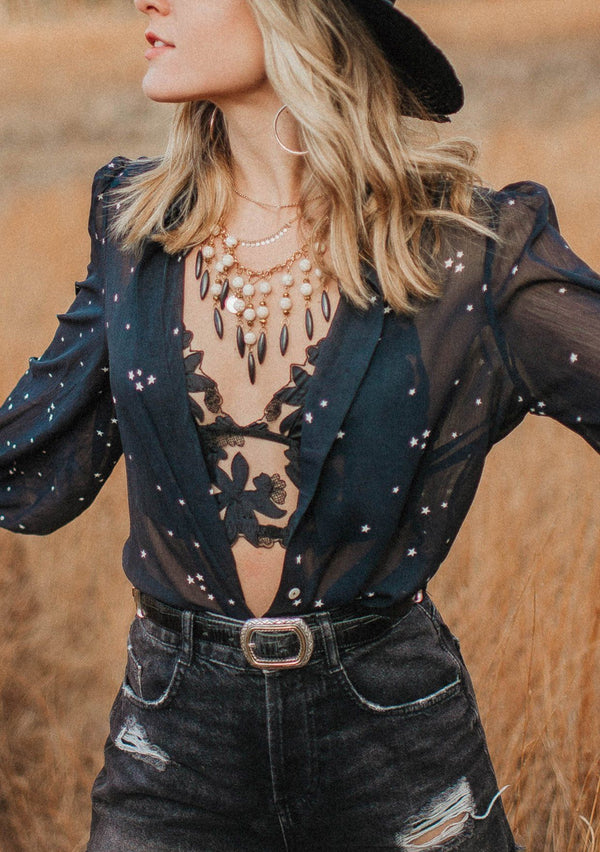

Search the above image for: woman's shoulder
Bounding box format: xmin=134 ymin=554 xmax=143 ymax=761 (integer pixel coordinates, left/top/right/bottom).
xmin=473 ymin=180 xmax=558 ymax=235
xmin=92 ymin=155 xmax=158 ymax=192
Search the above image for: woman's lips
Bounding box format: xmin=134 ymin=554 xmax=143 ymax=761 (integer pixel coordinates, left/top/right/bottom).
xmin=144 ymin=32 xmax=175 ymax=60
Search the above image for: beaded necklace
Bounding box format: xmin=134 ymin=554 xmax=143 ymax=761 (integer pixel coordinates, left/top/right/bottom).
xmin=194 ymin=223 xmax=332 ymax=384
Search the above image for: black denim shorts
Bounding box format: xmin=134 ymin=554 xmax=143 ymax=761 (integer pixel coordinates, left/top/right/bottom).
xmin=87 ymin=594 xmax=519 ymax=851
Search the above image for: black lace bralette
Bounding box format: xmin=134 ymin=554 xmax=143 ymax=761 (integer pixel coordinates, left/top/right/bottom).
xmin=182 ymin=327 xmax=323 ymax=549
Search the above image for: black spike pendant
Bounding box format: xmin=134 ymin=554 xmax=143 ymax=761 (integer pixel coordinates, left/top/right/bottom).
xmin=279 ymin=323 xmax=289 ymax=356
xmin=257 ymin=331 xmax=267 ymax=364
xmin=219 ymin=279 xmax=229 ymax=310
xmin=248 ymin=352 xmax=256 ymax=384
xmin=199 ymin=269 xmax=210 ymax=300
xmin=321 ymin=288 xmax=331 ymax=321
xmin=213 ymin=307 xmax=224 ymax=339
xmin=195 ymin=249 xmax=203 ymax=280
xmin=236 ymin=325 xmax=246 ymax=358
xmin=305 ymin=307 xmax=314 ymax=340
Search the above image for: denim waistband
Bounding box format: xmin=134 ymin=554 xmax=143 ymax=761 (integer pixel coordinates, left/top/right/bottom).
xmin=132 ymin=588 xmax=422 ymax=670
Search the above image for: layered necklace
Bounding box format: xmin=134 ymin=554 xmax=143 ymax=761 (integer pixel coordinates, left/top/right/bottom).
xmin=193 ymin=198 xmax=332 ymax=384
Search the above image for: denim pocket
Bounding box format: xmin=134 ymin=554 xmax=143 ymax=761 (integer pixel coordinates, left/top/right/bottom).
xmin=122 ymin=615 xmax=188 ymax=709
xmin=335 ymin=603 xmax=463 ymax=715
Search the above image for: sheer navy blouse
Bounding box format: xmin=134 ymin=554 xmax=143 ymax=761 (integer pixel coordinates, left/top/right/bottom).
xmin=1 ymin=158 xmax=599 ymax=619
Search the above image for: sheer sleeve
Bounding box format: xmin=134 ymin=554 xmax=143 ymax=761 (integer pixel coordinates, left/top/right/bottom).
xmin=486 ymin=182 xmax=600 ymax=450
xmin=0 ymin=165 xmax=122 ymax=534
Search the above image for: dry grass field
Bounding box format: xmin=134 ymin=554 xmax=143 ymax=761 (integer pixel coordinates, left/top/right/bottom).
xmin=0 ymin=1 xmax=599 ymax=849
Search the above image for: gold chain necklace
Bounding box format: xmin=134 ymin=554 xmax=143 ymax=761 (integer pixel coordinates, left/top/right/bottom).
xmin=194 ymin=223 xmax=332 ymax=383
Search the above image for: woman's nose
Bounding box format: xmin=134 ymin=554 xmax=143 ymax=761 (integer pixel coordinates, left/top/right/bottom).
xmin=133 ymin=0 xmax=170 ymax=14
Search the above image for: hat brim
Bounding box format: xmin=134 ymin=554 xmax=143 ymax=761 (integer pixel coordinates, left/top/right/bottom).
xmin=345 ymin=0 xmax=464 ymax=119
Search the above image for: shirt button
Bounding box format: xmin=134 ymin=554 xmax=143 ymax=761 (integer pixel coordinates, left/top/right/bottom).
xmin=288 ymin=588 xmax=301 ymax=600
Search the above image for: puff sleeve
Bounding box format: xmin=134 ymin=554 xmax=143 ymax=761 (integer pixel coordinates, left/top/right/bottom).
xmin=0 ymin=165 xmax=122 ymax=534
xmin=486 ymin=182 xmax=600 ymax=450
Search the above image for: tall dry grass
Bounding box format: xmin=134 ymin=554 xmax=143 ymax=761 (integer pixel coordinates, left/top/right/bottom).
xmin=1 ymin=2 xmax=600 ymax=850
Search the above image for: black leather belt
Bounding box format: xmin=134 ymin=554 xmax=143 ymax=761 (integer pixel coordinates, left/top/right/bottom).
xmin=132 ymin=588 xmax=422 ymax=670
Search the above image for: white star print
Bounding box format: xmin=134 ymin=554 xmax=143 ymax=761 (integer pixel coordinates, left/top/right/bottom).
xmin=421 ymin=506 xmax=431 ymax=515
xmin=336 ymin=430 xmax=345 ymax=439
xmin=408 ymin=388 xmax=416 ymax=396
xmin=383 ymin=306 xmax=392 ymax=314
xmin=455 ymin=263 xmax=465 ymax=273
xmin=194 ymin=542 xmax=200 ymax=548
xmin=452 ymin=432 xmax=458 ymax=439
xmin=457 ymin=251 xmax=464 ymax=258
xmin=314 ymin=599 xmax=324 ymax=608
xmin=187 ymin=575 xmax=195 ymax=584
xmin=140 ymin=550 xmax=147 ymax=559
xmin=178 ymin=499 xmax=186 ymax=506
xmin=305 ymin=412 xmax=313 ymax=423
xmin=361 ymin=524 xmax=371 ymax=533
xmin=173 ymin=328 xmax=180 ymax=335
xmin=135 ymin=382 xmax=144 ymax=391
xmin=147 ymin=375 xmax=157 ymax=385
xmin=475 ymin=398 xmax=482 ymax=406
xmin=407 ymin=548 xmax=417 ymax=557
xmin=392 ymin=486 xmax=400 ymax=494
xmin=570 ymin=353 xmax=578 ymax=363
xmin=228 ymin=599 xmax=235 ymax=606
xmin=466 ymin=304 xmax=473 ymax=312
xmin=441 ymin=502 xmax=448 ymax=509
xmin=410 ymin=437 xmax=419 ymax=447
xmin=320 ymin=400 xmax=328 ymax=407
xmin=422 ymin=430 xmax=430 ymax=438
xmin=296 ymin=555 xmax=302 ymax=564
xmin=196 ymin=574 xmax=204 ymax=581
xmin=128 ymin=371 xmax=135 ymax=381
xmin=508 ymin=199 xmax=515 ymax=206
xmin=558 ymin=287 xmax=566 ymax=294
xmin=444 ymin=258 xmax=453 ymax=269
xmin=292 ymin=599 xmax=302 ymax=607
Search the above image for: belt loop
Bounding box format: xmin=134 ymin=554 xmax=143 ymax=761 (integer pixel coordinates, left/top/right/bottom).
xmin=180 ymin=610 xmax=194 ymax=666
xmin=315 ymin=612 xmax=341 ymax=672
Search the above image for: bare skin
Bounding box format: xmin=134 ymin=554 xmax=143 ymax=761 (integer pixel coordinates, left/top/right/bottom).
xmin=134 ymin=0 xmax=333 ymax=614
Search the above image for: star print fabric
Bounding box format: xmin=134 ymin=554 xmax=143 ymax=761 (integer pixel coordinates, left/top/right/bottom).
xmin=1 ymin=159 xmax=599 ymax=619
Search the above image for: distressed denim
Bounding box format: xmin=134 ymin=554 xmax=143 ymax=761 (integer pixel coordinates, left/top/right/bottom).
xmin=87 ymin=595 xmax=519 ymax=851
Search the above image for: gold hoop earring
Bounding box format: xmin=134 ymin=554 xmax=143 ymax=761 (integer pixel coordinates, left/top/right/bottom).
xmin=273 ymin=105 xmax=308 ymax=156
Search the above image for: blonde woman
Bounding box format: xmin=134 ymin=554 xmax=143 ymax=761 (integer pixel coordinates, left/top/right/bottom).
xmin=1 ymin=0 xmax=598 ymax=849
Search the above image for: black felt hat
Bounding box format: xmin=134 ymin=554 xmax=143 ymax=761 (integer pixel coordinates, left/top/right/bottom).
xmin=345 ymin=0 xmax=464 ymax=119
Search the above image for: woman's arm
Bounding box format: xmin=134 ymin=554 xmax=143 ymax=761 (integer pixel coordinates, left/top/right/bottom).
xmin=0 ymin=166 xmax=123 ymax=534
xmin=487 ymin=181 xmax=600 ymax=450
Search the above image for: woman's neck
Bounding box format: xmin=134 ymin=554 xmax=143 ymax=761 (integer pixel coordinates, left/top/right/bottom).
xmin=215 ymin=92 xmax=306 ymax=209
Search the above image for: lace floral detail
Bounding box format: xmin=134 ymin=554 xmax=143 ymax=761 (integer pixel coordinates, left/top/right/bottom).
xmin=182 ymin=327 xmax=323 ymax=549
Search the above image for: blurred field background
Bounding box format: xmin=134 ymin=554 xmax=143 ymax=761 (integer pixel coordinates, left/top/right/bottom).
xmin=0 ymin=0 xmax=599 ymax=849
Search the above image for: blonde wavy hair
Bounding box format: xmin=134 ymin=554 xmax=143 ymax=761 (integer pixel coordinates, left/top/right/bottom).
xmin=112 ymin=0 xmax=492 ymax=314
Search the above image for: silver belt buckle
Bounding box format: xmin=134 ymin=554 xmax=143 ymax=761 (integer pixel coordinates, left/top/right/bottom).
xmin=240 ymin=617 xmax=314 ymax=670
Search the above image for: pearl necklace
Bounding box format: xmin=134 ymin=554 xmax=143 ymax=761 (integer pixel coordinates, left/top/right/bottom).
xmin=194 ymin=223 xmax=332 ymax=384
xmin=226 ymin=217 xmax=299 ymax=248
